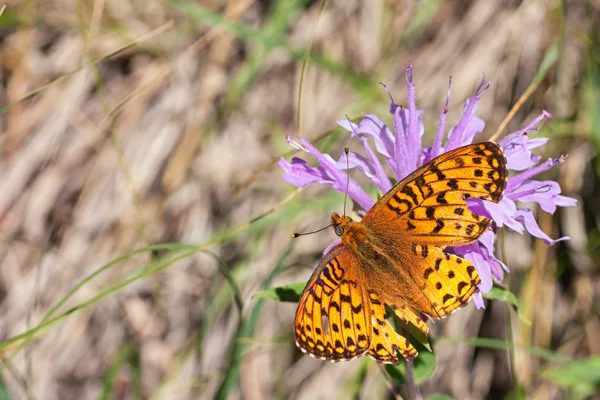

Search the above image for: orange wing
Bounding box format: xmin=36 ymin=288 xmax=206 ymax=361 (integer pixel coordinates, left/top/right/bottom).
xmin=364 ymin=142 xmax=507 ymax=247
xmin=295 ymin=244 xmax=371 ymax=361
xmin=357 ymin=142 xmax=503 ymax=320
xmin=295 ymin=244 xmax=418 ymax=363
xmin=360 ymin=242 xmax=482 ymax=320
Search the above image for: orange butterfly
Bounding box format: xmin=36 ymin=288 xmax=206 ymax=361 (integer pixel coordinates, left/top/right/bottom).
xmin=294 ymin=142 xmax=508 ymax=364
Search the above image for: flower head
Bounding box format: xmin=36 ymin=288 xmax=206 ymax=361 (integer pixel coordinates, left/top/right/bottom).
xmin=279 ymin=64 xmax=577 ymax=308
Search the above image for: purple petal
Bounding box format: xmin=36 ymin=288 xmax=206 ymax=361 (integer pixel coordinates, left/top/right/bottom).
xmin=356 ymin=136 xmax=393 ymax=193
xmin=499 ymin=110 xmax=552 ymax=171
xmin=279 ymin=157 xmax=328 ymax=187
xmin=514 ymin=208 xmax=570 ymax=245
xmin=392 ymin=106 xmax=410 ymax=179
xmin=507 ymin=156 xmax=566 ymax=193
xmin=423 ymin=76 xmax=452 ymax=163
xmin=509 ymin=180 xmax=577 ymax=214
xmin=500 ymin=135 xmax=548 ymax=171
xmin=446 ymin=111 xmax=485 ymax=150
xmin=522 ymin=110 xmax=552 ymax=131
xmin=337 ymin=148 xmax=392 ymax=194
xmin=444 ymin=76 xmax=490 ymax=151
xmin=280 ymin=138 xmax=374 ymax=210
xmin=338 ymin=116 xmax=394 ymax=158
xmin=404 ymin=64 xmax=422 ymax=171
xmin=467 ymin=197 xmax=524 ymax=233
xmin=464 ymin=250 xmax=493 ymax=294
xmin=473 ymin=293 xmax=485 ymax=309
xmin=554 ymin=194 xmax=579 ymax=208
xmin=478 ymin=230 xmax=510 ymax=276
xmin=452 ymin=240 xmax=492 ymax=310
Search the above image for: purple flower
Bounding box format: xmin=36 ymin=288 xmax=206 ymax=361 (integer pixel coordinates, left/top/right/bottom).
xmin=279 ymin=64 xmax=577 ymax=309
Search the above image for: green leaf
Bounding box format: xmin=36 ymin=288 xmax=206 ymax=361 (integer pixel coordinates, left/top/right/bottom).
xmin=542 ymin=356 xmax=600 ymax=400
xmin=483 ymin=286 xmax=530 ymax=325
xmin=402 ymin=320 xmax=432 ymax=352
xmin=0 ymin=6 xmax=20 ymax=29
xmin=254 ymin=282 xmax=305 ymax=302
xmin=385 ymin=305 xmax=432 ymax=352
xmin=384 ymin=350 xmax=437 ymax=384
xmin=483 ymin=286 xmax=518 ymax=306
xmin=0 ymin=378 xmax=15 ymax=400
xmin=504 ymin=386 xmax=527 ymax=400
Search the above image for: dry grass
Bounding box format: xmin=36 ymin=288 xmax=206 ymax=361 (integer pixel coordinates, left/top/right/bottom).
xmin=0 ymin=1 xmax=598 ymax=399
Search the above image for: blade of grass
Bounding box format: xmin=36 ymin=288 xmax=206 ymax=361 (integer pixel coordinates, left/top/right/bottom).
xmin=0 ymin=186 xmax=305 ymax=368
xmin=99 ymin=344 xmax=142 ymax=400
xmin=224 ymin=0 xmax=305 ymax=107
xmin=490 ymin=38 xmax=560 ymax=142
xmin=0 ymin=378 xmax=15 ymax=400
xmin=214 ymin=246 xmax=292 ymax=399
xmin=166 ymin=0 xmax=371 ymax=92
xmin=0 ymin=20 xmax=175 ymax=115
xmin=296 ymin=0 xmax=328 ymax=137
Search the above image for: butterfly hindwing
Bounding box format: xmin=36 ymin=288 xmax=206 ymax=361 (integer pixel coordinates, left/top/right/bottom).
xmin=364 ymin=142 xmax=507 ymax=247
xmin=295 ymin=244 xmax=371 ymax=361
xmin=366 ymin=290 xmax=418 ymax=363
xmin=405 ymin=243 xmax=481 ymax=318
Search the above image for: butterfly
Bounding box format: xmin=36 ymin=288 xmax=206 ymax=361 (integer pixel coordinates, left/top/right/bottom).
xmin=294 ymin=142 xmax=508 ymax=364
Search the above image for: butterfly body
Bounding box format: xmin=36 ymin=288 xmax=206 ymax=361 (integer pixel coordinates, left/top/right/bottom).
xmin=295 ymin=142 xmax=508 ymax=364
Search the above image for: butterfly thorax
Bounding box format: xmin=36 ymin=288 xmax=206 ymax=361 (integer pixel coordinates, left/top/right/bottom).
xmin=331 ymin=213 xmax=377 ymax=259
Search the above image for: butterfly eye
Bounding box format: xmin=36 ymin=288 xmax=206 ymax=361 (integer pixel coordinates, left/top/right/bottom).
xmin=335 ymin=226 xmax=344 ymax=236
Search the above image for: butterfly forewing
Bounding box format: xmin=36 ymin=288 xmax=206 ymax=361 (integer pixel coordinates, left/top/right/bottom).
xmin=364 ymin=142 xmax=507 ymax=247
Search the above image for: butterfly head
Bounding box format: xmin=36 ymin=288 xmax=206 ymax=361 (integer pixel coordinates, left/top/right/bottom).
xmin=331 ymin=212 xmax=353 ymax=237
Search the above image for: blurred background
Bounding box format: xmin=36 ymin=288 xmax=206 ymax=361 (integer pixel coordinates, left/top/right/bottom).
xmin=0 ymin=0 xmax=598 ymax=399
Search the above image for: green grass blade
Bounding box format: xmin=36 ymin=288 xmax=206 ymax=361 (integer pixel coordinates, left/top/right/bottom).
xmin=214 ymin=246 xmax=292 ymax=400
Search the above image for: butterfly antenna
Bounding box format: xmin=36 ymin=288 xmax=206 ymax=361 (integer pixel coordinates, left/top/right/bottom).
xmin=343 ymin=146 xmax=350 ymax=218
xmin=292 ymin=223 xmax=334 ymax=238
xmin=342 ymin=113 xmax=358 ymax=218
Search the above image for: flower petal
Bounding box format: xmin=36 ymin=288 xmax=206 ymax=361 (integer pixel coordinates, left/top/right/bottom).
xmin=338 ymin=116 xmax=394 ymax=158
xmin=279 ymin=157 xmax=328 ymax=187
xmin=506 ymin=156 xmax=566 ymax=193
xmin=478 ymin=230 xmax=510 ymax=275
xmin=424 ymin=76 xmax=452 ymax=163
xmin=514 ymin=208 xmax=570 ymax=245
xmin=473 ymin=293 xmax=485 ymax=309
xmin=280 ymin=138 xmax=374 ymax=210
xmin=446 ymin=110 xmax=485 ymax=150
xmin=404 ymin=64 xmax=423 ymax=172
xmin=500 ymin=134 xmax=548 ymax=171
xmin=509 ymin=180 xmax=578 ymax=214
xmin=467 ymin=197 xmax=524 ymax=233
xmin=464 ymin=250 xmax=493 ymax=295
xmin=444 ymin=77 xmax=489 ymax=151
xmin=337 ymin=148 xmax=392 ymax=194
